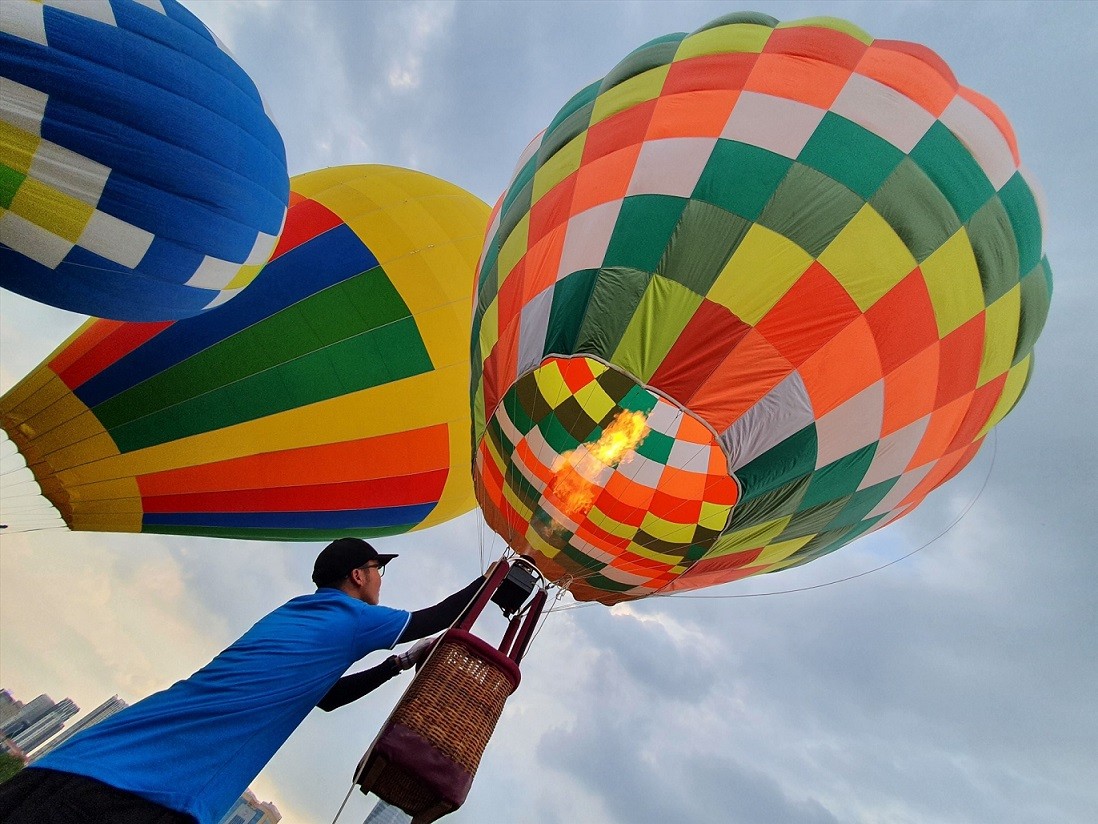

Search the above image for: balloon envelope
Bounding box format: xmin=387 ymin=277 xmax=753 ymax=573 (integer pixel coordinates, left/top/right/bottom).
xmin=0 ymin=0 xmax=288 ymax=320
xmin=2 ymin=164 xmax=489 ymax=539
xmin=471 ymin=13 xmax=1052 ymax=604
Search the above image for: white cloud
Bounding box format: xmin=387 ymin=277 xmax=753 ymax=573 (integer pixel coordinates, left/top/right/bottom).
xmin=386 ymin=1 xmax=455 ymax=92
xmin=0 ymin=532 xmax=231 ymax=707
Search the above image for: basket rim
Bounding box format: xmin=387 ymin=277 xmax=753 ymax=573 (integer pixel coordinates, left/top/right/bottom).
xmin=439 ymin=628 xmax=522 ymax=690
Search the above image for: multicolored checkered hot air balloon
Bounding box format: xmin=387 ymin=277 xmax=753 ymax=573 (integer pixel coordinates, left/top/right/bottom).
xmin=1 ymin=165 xmax=488 ymax=538
xmin=471 ymin=12 xmax=1052 ymax=604
xmin=0 ymin=0 xmax=289 ymax=321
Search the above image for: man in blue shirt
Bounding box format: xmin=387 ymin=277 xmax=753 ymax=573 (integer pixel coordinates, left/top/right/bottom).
xmin=0 ymin=538 xmax=486 ymax=823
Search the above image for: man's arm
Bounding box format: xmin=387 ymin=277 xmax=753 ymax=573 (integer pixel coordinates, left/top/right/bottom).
xmin=317 ymin=574 xmax=488 ymax=711
xmin=397 ymin=576 xmax=485 ymax=643
xmin=317 ymin=636 xmax=437 ymax=711
xmin=317 ymin=657 xmax=402 ymax=711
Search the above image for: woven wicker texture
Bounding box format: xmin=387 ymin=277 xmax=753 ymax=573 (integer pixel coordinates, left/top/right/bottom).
xmin=391 ymin=638 xmax=517 ymax=775
xmin=365 ymin=760 xmax=440 ymax=816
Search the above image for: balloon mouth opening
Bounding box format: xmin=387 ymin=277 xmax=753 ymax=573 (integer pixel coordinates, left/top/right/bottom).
xmin=474 ymin=355 xmax=739 ymax=602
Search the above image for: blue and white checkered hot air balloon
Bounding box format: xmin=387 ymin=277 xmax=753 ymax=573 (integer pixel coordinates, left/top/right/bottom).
xmin=0 ymin=0 xmax=289 ymax=321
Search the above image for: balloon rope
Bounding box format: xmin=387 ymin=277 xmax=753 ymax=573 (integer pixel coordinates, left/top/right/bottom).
xmin=0 ymin=525 xmax=66 ymax=535
xmin=657 ymin=429 xmax=999 ymax=600
xmin=545 ymin=430 xmax=998 ymax=608
xmin=523 ymin=601 xmax=557 ymax=653
xmin=328 ymin=782 xmax=357 ymax=824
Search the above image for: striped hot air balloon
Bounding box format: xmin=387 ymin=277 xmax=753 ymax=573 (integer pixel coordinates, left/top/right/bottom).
xmin=471 ymin=12 xmax=1052 ymax=604
xmin=1 ymin=165 xmax=488 ymax=538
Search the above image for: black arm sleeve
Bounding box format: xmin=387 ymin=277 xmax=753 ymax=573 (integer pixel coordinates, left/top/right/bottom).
xmin=317 ymin=656 xmax=403 ymax=712
xmin=397 ymin=576 xmax=485 ymax=643
xmin=318 ymin=576 xmax=487 ymax=711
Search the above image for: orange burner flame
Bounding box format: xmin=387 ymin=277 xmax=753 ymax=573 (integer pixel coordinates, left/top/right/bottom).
xmin=546 ymin=410 xmax=650 ymax=523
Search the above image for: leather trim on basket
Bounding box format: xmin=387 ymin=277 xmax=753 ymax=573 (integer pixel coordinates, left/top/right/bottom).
xmin=374 ymin=721 xmax=474 ymax=806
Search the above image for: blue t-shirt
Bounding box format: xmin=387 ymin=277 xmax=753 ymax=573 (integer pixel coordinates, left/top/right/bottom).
xmin=37 ymin=589 xmax=410 ymax=824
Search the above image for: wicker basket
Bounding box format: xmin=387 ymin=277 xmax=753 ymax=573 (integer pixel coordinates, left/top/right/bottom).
xmin=357 ymin=629 xmax=521 ymax=823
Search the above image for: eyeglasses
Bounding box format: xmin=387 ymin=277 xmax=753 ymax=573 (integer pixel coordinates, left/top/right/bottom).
xmin=361 ymin=563 xmax=385 ymax=577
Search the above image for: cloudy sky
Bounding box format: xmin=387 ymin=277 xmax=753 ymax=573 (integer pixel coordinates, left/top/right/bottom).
xmin=1 ymin=1 xmax=1096 ymax=823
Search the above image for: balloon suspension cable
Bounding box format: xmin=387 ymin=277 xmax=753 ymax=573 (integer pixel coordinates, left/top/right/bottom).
xmin=537 ymin=429 xmax=999 ymax=611
xmin=476 ymin=504 xmax=487 ymax=573
xmin=526 ymin=573 xmax=575 ymax=650
xmin=328 ymin=782 xmax=358 ymax=824
xmin=0 ymin=523 xmax=67 ymax=536
xmin=657 ymin=429 xmax=999 ymax=600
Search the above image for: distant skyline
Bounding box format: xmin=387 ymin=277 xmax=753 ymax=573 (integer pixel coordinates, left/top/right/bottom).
xmin=0 ymin=685 xmax=280 ymax=820
xmin=0 ymin=691 xmax=78 ymax=757
xmin=27 ymin=694 xmax=128 ymax=761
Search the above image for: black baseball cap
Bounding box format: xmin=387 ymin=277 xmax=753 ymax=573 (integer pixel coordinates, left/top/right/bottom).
xmin=312 ymin=538 xmax=398 ymax=587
